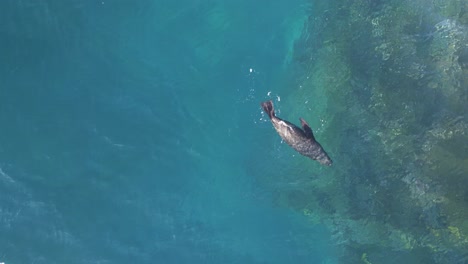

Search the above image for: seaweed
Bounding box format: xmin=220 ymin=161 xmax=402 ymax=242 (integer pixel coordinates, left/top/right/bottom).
xmin=275 ymin=0 xmax=468 ymax=261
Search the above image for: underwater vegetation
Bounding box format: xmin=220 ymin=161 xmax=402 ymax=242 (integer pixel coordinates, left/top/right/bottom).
xmin=269 ymin=0 xmax=468 ymax=263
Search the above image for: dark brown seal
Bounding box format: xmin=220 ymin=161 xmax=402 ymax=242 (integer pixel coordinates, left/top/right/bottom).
xmin=261 ymin=100 xmax=332 ymax=166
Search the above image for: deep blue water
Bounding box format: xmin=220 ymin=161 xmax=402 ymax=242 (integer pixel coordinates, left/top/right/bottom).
xmin=0 ymin=1 xmax=334 ymax=263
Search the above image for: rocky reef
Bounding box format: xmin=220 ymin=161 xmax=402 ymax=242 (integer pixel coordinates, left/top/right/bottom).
xmin=273 ymin=0 xmax=468 ymax=263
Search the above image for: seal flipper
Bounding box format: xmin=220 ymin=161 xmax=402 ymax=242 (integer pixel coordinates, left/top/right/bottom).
xmin=300 ymin=118 xmax=316 ymax=141
xmin=261 ymin=100 xmax=275 ymax=119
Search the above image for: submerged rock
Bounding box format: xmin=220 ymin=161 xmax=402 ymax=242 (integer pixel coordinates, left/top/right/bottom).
xmin=275 ymin=0 xmax=468 ymax=262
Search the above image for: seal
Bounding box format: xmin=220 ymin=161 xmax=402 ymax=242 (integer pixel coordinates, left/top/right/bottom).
xmin=261 ymin=100 xmax=332 ymax=166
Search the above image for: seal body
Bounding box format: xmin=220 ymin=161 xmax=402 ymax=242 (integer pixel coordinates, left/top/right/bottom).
xmin=261 ymin=100 xmax=332 ymax=166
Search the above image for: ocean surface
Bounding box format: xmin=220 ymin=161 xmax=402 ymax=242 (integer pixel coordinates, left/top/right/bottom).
xmin=0 ymin=1 xmax=335 ymax=263
xmin=2 ymin=0 xmax=467 ymax=264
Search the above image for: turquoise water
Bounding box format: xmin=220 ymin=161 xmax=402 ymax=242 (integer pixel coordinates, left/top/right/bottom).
xmin=3 ymin=0 xmax=468 ymax=263
xmin=0 ymin=1 xmax=334 ymax=263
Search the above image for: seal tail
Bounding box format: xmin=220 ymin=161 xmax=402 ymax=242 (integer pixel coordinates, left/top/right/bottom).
xmin=261 ymin=100 xmax=275 ymax=119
